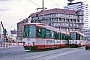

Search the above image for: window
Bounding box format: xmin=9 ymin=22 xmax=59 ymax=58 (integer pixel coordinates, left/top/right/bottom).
xmin=23 ymin=25 xmax=30 ymax=38
xmin=41 ymin=28 xmax=46 ymax=38
xmin=46 ymin=29 xmax=50 ymax=38
xmin=70 ymin=32 xmax=76 ymax=40
xmin=36 ymin=28 xmax=46 ymax=38
xmin=60 ymin=33 xmax=66 ymax=40
xmin=23 ymin=25 xmax=36 ymax=38
xmin=49 ymin=31 xmax=54 ymax=38
xmin=77 ymin=34 xmax=80 ymax=40
xmin=54 ymin=32 xmax=59 ymax=39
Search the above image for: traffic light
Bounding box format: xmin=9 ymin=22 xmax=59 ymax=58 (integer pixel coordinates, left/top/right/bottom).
xmin=3 ymin=29 xmax=7 ymax=37
xmin=36 ymin=14 xmax=38 ymax=17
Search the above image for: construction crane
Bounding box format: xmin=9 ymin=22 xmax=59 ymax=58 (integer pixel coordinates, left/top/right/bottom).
xmin=0 ymin=21 xmax=8 ymax=41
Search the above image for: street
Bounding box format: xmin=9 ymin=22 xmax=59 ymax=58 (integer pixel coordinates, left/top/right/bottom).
xmin=0 ymin=46 xmax=90 ymax=60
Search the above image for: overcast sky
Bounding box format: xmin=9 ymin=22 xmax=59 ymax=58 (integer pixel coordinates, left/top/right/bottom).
xmin=0 ymin=0 xmax=90 ymax=34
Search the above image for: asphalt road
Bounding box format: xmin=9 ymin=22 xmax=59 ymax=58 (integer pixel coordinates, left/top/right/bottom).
xmin=0 ymin=46 xmax=90 ymax=60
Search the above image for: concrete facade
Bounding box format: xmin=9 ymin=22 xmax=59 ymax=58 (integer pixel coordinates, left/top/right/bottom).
xmin=64 ymin=2 xmax=89 ymax=31
xmin=17 ymin=8 xmax=84 ymax=40
xmin=30 ymin=8 xmax=84 ymax=32
xmin=84 ymin=27 xmax=90 ymax=40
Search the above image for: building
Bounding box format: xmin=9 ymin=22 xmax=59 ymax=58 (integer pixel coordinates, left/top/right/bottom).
xmin=17 ymin=8 xmax=84 ymax=40
xmin=17 ymin=18 xmax=30 ymax=41
xmin=84 ymin=28 xmax=90 ymax=40
xmin=9 ymin=29 xmax=17 ymax=42
xmin=29 ymin=8 xmax=84 ymax=32
xmin=64 ymin=1 xmax=89 ymax=31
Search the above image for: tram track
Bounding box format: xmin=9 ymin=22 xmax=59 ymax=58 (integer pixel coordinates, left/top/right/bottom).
xmin=0 ymin=48 xmax=82 ymax=60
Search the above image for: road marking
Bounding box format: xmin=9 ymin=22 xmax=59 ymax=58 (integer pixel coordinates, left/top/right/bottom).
xmin=45 ymin=49 xmax=81 ymax=60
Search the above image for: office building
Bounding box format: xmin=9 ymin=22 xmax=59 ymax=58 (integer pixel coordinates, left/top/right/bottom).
xmin=30 ymin=8 xmax=84 ymax=32
xmin=64 ymin=1 xmax=89 ymax=30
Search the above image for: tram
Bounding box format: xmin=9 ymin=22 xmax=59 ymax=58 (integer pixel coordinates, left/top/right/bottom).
xmin=22 ymin=23 xmax=69 ymax=51
xmin=69 ymin=31 xmax=86 ymax=47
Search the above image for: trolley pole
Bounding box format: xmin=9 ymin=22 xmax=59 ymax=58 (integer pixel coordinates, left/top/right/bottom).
xmin=42 ymin=0 xmax=45 ymax=23
xmin=36 ymin=0 xmax=47 ymax=24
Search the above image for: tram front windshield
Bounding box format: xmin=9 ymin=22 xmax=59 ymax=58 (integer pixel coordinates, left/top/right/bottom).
xmin=23 ymin=25 xmax=36 ymax=38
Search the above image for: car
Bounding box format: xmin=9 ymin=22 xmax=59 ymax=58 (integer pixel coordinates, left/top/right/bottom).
xmin=85 ymin=40 xmax=90 ymax=50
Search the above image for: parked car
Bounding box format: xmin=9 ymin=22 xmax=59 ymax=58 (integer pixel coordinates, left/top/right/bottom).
xmin=85 ymin=40 xmax=90 ymax=50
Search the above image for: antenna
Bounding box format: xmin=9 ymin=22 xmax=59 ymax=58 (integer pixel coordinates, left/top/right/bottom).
xmin=68 ymin=0 xmax=74 ymax=3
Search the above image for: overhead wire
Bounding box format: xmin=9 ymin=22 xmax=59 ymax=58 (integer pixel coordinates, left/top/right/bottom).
xmin=28 ymin=0 xmax=43 ymax=23
xmin=29 ymin=0 xmax=41 ymax=7
xmin=51 ymin=0 xmax=60 ymax=7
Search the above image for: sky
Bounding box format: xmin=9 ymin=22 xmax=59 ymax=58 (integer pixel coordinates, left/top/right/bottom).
xmin=0 ymin=0 xmax=90 ymax=34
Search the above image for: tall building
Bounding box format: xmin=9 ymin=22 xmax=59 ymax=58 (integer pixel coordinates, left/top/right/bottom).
xmin=29 ymin=8 xmax=84 ymax=32
xmin=84 ymin=27 xmax=90 ymax=40
xmin=64 ymin=1 xmax=89 ymax=30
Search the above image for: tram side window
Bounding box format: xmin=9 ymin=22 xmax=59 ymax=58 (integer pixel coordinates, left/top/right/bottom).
xmin=46 ymin=29 xmax=50 ymax=38
xmin=36 ymin=28 xmax=42 ymax=37
xmin=49 ymin=31 xmax=54 ymax=38
xmin=83 ymin=37 xmax=85 ymax=40
xmin=58 ymin=33 xmax=61 ymax=39
xmin=42 ymin=28 xmax=46 ymax=38
xmin=65 ymin=35 xmax=69 ymax=40
xmin=60 ymin=33 xmax=62 ymax=40
xmin=70 ymin=33 xmax=76 ymax=40
xmin=62 ymin=34 xmax=65 ymax=40
xmin=80 ymin=35 xmax=83 ymax=40
xmin=77 ymin=34 xmax=80 ymax=40
xmin=82 ymin=36 xmax=85 ymax=40
xmin=54 ymin=32 xmax=57 ymax=39
xmin=57 ymin=33 xmax=59 ymax=39
xmin=36 ymin=28 xmax=46 ymax=38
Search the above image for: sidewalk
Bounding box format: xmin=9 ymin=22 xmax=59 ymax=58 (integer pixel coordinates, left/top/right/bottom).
xmin=0 ymin=45 xmax=24 ymax=55
xmin=0 ymin=46 xmax=4 ymax=50
xmin=0 ymin=44 xmax=23 ymax=50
